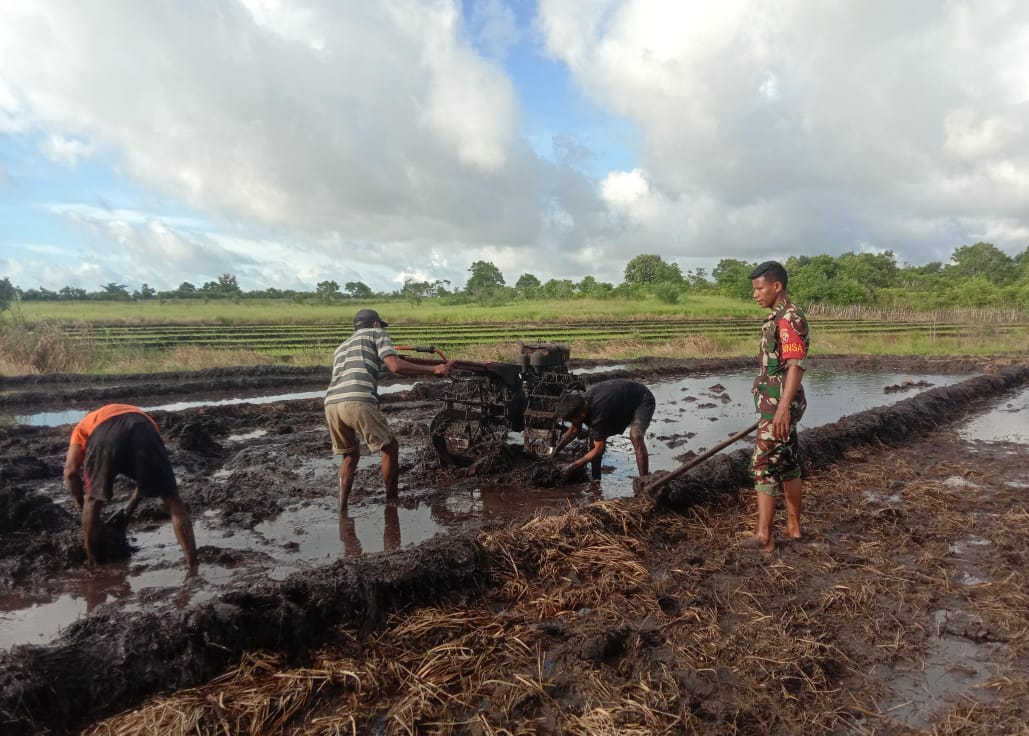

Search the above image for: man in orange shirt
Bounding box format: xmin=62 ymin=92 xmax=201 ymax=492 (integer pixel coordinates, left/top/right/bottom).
xmin=63 ymin=404 xmax=198 ymax=574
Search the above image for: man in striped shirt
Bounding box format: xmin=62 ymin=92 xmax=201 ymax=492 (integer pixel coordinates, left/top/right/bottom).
xmin=325 ymin=309 xmax=449 ymax=510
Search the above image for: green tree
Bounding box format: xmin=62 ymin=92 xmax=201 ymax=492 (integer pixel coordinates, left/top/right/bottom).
xmin=98 ymin=282 xmax=130 ymax=300
xmin=514 ymin=273 xmax=541 ymax=299
xmin=399 ymin=279 xmax=450 ymax=304
xmin=712 ymin=259 xmax=755 ymax=300
xmin=176 ymin=282 xmax=197 ymax=297
xmin=315 ymin=280 xmax=341 ymax=303
xmin=653 ymin=282 xmax=680 ymax=304
xmin=948 ymin=242 xmax=1015 ymax=285
xmin=465 ymin=260 xmax=506 ymax=294
xmin=540 ymin=278 xmax=575 ymax=299
xmin=217 ymin=273 xmax=242 ymax=296
xmin=837 ymin=251 xmax=899 ymax=300
xmin=515 ymin=273 xmax=540 ymax=289
xmin=788 ymin=255 xmax=867 ymax=305
xmin=951 ymin=276 xmax=998 ymax=307
xmin=344 ymin=281 xmax=373 ymax=299
xmin=0 ymin=276 xmax=17 ymax=311
xmin=576 ymin=275 xmax=614 ymax=298
xmin=684 ymin=267 xmax=712 ymax=292
xmin=136 ymin=283 xmax=157 ymax=300
xmin=58 ymin=285 xmax=87 ymax=300
xmin=623 ymin=254 xmax=683 ymax=285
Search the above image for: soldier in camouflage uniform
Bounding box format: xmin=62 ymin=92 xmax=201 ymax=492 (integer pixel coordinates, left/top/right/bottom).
xmin=743 ymin=261 xmax=809 ymax=552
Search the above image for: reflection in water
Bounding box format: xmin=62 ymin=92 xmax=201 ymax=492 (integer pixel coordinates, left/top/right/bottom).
xmin=81 ymin=570 xmax=133 ymax=614
xmin=339 ymin=504 xmax=401 ymax=557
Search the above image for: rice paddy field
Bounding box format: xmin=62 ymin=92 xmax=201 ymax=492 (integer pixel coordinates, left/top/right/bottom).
xmin=1 ymin=351 xmax=1027 ymax=735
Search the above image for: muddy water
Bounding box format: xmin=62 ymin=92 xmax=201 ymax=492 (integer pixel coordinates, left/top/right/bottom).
xmin=3 ymin=382 xmax=417 ymax=427
xmin=567 ymin=370 xmax=968 ymax=497
xmin=958 ymin=384 xmax=1029 ymax=444
xmin=0 ymin=369 xmax=970 ymax=650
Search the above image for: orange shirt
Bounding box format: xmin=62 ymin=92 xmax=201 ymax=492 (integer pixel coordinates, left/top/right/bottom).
xmin=69 ymin=404 xmax=160 ymax=450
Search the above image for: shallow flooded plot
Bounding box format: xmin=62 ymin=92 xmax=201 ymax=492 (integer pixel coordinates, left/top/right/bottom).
xmin=0 ymin=368 xmax=969 ymax=651
xmin=579 ymin=369 xmax=968 ymax=497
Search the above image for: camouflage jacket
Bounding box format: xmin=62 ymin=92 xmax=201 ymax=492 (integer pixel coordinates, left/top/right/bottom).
xmin=752 ymin=296 xmax=809 ymax=419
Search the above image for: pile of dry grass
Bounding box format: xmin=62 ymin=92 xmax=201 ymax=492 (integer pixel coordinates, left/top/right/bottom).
xmin=86 ymin=437 xmax=1028 ymax=735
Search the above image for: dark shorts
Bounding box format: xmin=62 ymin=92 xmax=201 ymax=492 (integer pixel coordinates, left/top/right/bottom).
xmin=629 ymin=392 xmax=656 ymax=433
xmin=84 ymin=413 xmax=177 ymax=501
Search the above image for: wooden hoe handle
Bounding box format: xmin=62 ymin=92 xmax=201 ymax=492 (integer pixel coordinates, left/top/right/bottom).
xmin=641 ymin=421 xmax=760 ymax=496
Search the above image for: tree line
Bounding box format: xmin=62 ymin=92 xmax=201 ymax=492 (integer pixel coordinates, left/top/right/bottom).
xmin=2 ymin=242 xmax=1028 ymax=313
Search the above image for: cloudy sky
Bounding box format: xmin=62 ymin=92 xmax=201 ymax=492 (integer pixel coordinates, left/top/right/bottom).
xmin=2 ymin=0 xmax=1028 ymax=293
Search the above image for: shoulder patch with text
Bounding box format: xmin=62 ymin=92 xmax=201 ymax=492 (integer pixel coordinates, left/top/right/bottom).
xmin=777 ymin=319 xmax=806 ymax=360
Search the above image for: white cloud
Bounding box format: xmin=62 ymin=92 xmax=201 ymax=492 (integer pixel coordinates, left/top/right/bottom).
xmin=40 ymin=134 xmax=93 ymax=166
xmin=3 ymin=0 xmax=1029 ymax=295
xmin=538 ymin=0 xmax=1029 ymax=263
xmin=0 ymin=1 xmax=570 ymax=244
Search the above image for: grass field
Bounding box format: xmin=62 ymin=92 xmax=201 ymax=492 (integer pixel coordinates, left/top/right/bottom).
xmin=11 ymin=295 xmax=762 ymax=325
xmin=2 ymin=296 xmax=1027 ymax=374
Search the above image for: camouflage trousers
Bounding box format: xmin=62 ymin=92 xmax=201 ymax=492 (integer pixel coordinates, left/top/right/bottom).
xmin=750 ymin=388 xmax=807 ymax=496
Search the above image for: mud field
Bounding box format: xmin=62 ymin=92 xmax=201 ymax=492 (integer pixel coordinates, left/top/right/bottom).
xmin=1 ymin=355 xmax=1027 ymax=735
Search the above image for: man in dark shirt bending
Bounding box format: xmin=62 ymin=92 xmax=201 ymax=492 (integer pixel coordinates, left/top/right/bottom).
xmin=552 ymin=378 xmax=656 ymax=480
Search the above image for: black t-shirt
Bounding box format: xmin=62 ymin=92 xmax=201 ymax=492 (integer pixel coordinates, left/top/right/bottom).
xmin=584 ymin=379 xmax=654 ymax=441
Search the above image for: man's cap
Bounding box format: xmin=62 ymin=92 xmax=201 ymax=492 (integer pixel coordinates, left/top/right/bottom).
xmin=353 ymin=309 xmax=388 ymax=328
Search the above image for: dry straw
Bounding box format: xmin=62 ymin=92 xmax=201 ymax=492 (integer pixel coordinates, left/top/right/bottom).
xmin=86 ymin=434 xmax=1028 ymax=735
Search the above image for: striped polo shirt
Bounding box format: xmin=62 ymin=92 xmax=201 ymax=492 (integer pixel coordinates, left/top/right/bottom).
xmin=324 ymin=328 xmax=398 ymax=405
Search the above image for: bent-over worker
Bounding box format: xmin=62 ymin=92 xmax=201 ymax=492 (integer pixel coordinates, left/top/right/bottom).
xmin=553 ymin=378 xmax=655 ymax=480
xmin=63 ymin=404 xmax=198 ymax=574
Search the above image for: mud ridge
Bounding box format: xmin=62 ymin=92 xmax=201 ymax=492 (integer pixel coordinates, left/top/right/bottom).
xmin=648 ymin=364 xmax=1029 ymax=509
xmin=0 ymin=532 xmax=489 ymax=736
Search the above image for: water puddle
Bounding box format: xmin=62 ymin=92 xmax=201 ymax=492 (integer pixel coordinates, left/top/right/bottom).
xmin=225 ymin=429 xmax=269 ymax=442
xmin=958 ymin=385 xmax=1029 ymax=444
xmin=573 ymin=364 xmax=629 ymax=375
xmin=256 ymin=500 xmax=445 ymax=560
xmin=884 ymin=611 xmax=1001 ymax=729
xmin=582 ymin=370 xmax=967 ymax=496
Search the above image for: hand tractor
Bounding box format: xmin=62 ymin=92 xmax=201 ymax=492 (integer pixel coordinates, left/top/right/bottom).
xmin=395 ymin=342 xmax=586 ymax=467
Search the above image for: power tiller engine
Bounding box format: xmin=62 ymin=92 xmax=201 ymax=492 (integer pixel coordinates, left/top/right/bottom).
xmin=395 ymin=342 xmax=586 ymax=467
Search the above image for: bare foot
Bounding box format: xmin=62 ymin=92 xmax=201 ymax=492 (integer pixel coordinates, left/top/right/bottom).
xmin=740 ymin=535 xmax=775 ymax=553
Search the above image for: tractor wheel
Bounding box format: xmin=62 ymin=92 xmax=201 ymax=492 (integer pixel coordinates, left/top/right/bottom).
xmin=430 ymin=409 xmax=510 ymax=467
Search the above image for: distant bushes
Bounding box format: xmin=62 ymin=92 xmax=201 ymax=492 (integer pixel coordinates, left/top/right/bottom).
xmin=0 ymin=318 xmax=96 ymax=373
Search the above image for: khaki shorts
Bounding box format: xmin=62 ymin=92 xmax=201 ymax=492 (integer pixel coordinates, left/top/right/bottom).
xmin=324 ymin=401 xmax=396 ymax=455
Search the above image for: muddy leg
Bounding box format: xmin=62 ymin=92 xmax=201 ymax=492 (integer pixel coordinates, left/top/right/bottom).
xmin=629 ymin=427 xmax=649 ymax=477
xmin=162 ymin=493 xmax=199 ymax=575
xmin=747 ymin=491 xmax=776 ymax=552
xmin=338 ymin=452 xmax=359 ymax=509
xmin=784 ymin=478 xmax=802 ymax=539
xmin=381 ymin=440 xmax=400 ymax=501
xmin=82 ymin=496 xmax=103 ymax=567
